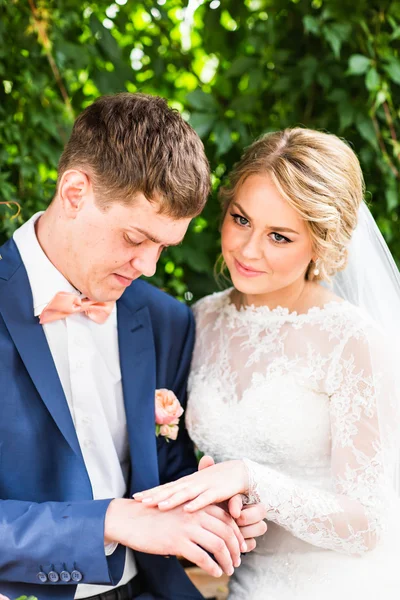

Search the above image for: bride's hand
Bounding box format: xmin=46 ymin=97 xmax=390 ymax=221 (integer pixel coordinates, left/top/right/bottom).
xmin=198 ymin=454 xmax=243 ymax=519
xmin=197 ymin=455 xmax=267 ymax=550
xmin=133 ymin=459 xmax=249 ymax=512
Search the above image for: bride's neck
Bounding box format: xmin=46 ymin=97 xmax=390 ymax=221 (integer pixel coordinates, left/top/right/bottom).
xmin=235 ymin=279 xmax=320 ymax=312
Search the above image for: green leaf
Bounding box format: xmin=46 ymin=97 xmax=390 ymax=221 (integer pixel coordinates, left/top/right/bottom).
xmin=384 ymin=59 xmax=400 ymax=85
xmin=186 ymin=89 xmax=219 ymax=113
xmin=322 ymin=23 xmax=351 ymax=58
xmin=327 ymin=89 xmax=347 ymax=102
xmin=213 ymin=121 xmax=233 ymax=157
xmin=365 ymin=67 xmax=380 ymax=91
xmin=183 ymin=246 xmax=213 ymax=273
xmin=375 ymin=90 xmax=387 ymax=108
xmin=298 ymin=55 xmax=318 ymax=87
xmin=189 ymin=112 xmax=216 ymax=138
xmin=89 ymin=15 xmax=121 ymax=63
xmin=385 ymin=176 xmax=399 ymax=211
xmin=303 ymin=15 xmax=320 ymax=36
xmin=386 ymin=187 xmax=398 ymax=211
xmin=271 ymin=76 xmax=291 ymax=93
xmin=225 ymin=56 xmax=257 ymax=78
xmin=214 ymin=75 xmax=233 ymax=99
xmin=356 ymin=115 xmax=379 ymax=151
xmin=317 ymin=71 xmax=331 ymax=89
xmin=248 ymin=68 xmax=264 ymax=91
xmin=230 ymin=95 xmax=257 ymax=113
xmin=92 ymin=69 xmax=121 ymax=95
xmin=348 ymin=54 xmax=371 ymax=75
xmin=390 ymin=26 xmax=400 ymax=40
xmin=339 ymin=103 xmax=354 ymax=130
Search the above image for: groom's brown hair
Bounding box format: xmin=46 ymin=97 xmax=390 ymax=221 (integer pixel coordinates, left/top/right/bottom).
xmin=57 ymin=93 xmax=210 ymax=218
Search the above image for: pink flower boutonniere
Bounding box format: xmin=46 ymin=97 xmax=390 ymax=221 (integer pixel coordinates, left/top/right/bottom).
xmin=155 ymin=388 xmax=184 ymax=442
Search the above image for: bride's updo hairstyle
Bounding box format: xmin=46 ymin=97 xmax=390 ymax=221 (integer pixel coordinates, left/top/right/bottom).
xmin=219 ymin=128 xmax=365 ymax=281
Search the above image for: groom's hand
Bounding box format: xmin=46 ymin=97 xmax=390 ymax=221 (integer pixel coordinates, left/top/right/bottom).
xmin=104 ymin=498 xmax=245 ymax=578
xmin=234 ymin=503 xmax=267 ymax=551
xmin=198 ymin=455 xmax=267 ymax=551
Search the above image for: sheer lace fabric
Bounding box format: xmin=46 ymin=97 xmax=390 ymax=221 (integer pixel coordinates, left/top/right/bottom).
xmin=187 ymin=289 xmax=400 ymax=599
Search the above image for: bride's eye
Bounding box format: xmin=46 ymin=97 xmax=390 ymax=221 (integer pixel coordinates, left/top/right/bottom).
xmin=270 ymin=232 xmax=291 ymax=244
xmin=230 ymin=212 xmax=250 ymax=227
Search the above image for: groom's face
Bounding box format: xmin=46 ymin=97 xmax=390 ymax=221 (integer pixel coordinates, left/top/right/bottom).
xmin=59 ymin=171 xmax=191 ymax=302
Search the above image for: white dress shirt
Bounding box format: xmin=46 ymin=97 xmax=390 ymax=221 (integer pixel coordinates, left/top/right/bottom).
xmin=14 ymin=212 xmax=137 ymax=598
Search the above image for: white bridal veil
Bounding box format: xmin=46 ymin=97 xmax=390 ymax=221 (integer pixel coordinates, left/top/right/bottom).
xmin=332 ymin=202 xmax=400 ymax=331
xmin=330 ymin=202 xmax=400 ymax=495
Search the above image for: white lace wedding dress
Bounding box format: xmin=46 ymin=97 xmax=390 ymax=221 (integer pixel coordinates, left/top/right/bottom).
xmin=186 ymin=289 xmax=400 ymax=600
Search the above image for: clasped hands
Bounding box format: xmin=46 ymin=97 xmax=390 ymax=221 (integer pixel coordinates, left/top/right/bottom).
xmin=129 ymin=456 xmax=267 ymax=577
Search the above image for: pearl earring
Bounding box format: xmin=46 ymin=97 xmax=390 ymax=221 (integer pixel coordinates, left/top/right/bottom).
xmin=313 ymin=260 xmax=320 ymax=277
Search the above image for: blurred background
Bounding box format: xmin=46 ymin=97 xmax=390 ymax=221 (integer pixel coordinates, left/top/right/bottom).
xmin=1 ymin=0 xmax=400 ymax=302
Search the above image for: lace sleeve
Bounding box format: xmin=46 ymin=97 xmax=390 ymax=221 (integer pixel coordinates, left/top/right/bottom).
xmin=244 ymin=326 xmax=396 ymax=556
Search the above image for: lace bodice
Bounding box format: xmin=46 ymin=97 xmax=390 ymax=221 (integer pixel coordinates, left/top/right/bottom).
xmin=186 ymin=289 xmax=400 ymax=598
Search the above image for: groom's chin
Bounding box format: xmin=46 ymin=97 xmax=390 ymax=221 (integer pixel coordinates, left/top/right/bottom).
xmin=101 ymin=288 xmax=127 ymax=302
xmin=90 ymin=274 xmax=138 ymax=302
xmin=87 ymin=285 xmax=127 ymax=303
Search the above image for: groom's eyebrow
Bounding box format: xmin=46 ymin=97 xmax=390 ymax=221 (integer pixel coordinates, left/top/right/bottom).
xmin=133 ymin=227 xmax=183 ymax=246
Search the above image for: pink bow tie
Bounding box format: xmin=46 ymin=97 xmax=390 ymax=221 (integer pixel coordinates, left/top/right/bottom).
xmin=39 ymin=292 xmax=115 ymax=325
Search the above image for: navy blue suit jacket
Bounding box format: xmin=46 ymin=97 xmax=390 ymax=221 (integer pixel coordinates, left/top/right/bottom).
xmin=0 ymin=238 xmax=203 ymax=600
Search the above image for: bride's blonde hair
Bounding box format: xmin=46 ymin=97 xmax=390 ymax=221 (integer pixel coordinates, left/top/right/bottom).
xmin=218 ymin=128 xmax=365 ymax=282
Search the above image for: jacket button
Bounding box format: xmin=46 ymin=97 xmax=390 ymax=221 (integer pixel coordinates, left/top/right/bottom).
xmin=37 ymin=571 xmax=48 ymax=583
xmin=48 ymin=570 xmax=59 ymax=583
xmin=71 ymin=569 xmax=83 ymax=582
xmin=60 ymin=570 xmax=71 ymax=582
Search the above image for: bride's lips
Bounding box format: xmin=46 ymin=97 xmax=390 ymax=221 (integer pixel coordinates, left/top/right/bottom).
xmin=234 ymin=258 xmax=265 ymax=278
xmin=113 ymin=273 xmax=135 ymax=287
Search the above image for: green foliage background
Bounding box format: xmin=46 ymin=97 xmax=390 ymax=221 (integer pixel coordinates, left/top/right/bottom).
xmin=1 ymin=0 xmax=400 ymax=302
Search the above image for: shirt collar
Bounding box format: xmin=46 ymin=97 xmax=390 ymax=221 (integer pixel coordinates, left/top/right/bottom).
xmin=13 ymin=212 xmax=79 ymax=317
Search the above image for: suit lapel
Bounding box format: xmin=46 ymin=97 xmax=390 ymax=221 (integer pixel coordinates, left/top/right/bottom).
xmin=0 ymin=239 xmax=83 ymax=460
xmin=117 ymin=295 xmax=159 ymax=493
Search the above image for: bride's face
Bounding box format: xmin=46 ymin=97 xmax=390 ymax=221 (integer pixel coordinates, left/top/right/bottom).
xmin=221 ymin=173 xmax=314 ymax=300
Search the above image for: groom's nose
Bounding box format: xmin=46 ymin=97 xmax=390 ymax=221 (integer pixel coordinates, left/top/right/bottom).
xmin=130 ymin=244 xmax=159 ymax=277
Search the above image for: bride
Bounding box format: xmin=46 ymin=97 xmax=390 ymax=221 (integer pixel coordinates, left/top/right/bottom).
xmin=135 ymin=128 xmax=400 ymax=599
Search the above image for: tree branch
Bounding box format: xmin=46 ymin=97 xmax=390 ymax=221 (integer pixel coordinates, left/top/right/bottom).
xmin=0 ymin=201 xmax=22 ymax=220
xmin=27 ymin=0 xmax=74 ymax=120
xmin=371 ymin=114 xmax=400 ymax=179
xmin=383 ymin=100 xmax=400 ymax=162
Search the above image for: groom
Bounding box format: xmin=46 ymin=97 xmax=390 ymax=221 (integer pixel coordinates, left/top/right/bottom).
xmin=0 ymin=93 xmax=264 ymax=600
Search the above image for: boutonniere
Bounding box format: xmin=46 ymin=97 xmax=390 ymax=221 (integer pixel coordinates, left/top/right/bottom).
xmin=155 ymin=389 xmax=184 ymax=442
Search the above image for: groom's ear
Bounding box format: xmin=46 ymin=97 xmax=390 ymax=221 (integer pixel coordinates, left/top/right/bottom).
xmin=58 ymin=169 xmax=92 ymax=218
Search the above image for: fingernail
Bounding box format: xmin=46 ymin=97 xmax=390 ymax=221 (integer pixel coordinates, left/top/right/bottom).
xmin=184 ymin=503 xmax=194 ymax=511
xmin=133 ymin=493 xmax=143 ymax=499
xmin=215 ymin=568 xmax=223 ymax=578
xmin=159 ymin=501 xmax=169 ymax=507
xmin=143 ymin=497 xmax=153 ymax=504
xmin=227 ymin=566 xmax=234 ymax=576
xmin=241 ymin=542 xmax=248 ymax=552
xmin=235 ymin=558 xmax=241 ymax=568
